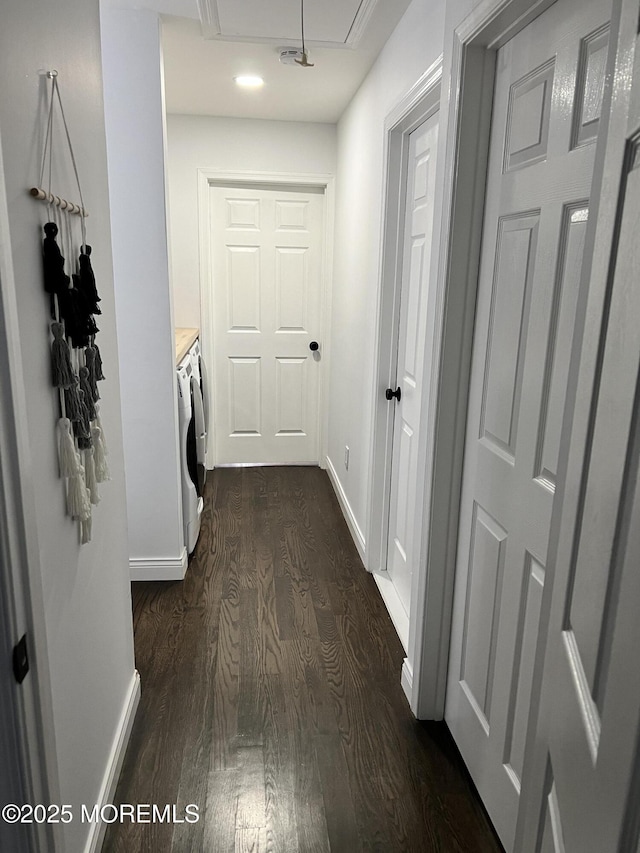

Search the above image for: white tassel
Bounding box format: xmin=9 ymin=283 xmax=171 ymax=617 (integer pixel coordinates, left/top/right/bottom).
xmin=57 ymin=417 xmax=79 ymax=478
xmin=92 ymin=425 xmax=111 ymax=482
xmin=67 ymin=462 xmax=91 ymax=521
xmin=84 ymin=448 xmax=100 ymax=505
xmin=81 ymin=514 xmax=92 ymax=544
xmin=94 ymin=404 xmax=109 ymax=454
xmin=58 ymin=417 xmax=91 ymax=521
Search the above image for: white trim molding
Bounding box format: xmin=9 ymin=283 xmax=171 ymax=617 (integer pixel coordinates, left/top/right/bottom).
xmin=373 ymin=572 xmax=409 ymax=652
xmin=344 ymin=0 xmax=379 ymax=48
xmin=401 ymin=658 xmax=413 ymax=703
xmin=197 ymin=168 xmax=335 ymax=471
xmin=325 ymin=455 xmax=366 ymax=562
xmin=196 ymin=0 xmax=220 ymax=38
xmin=0 ymin=123 xmax=62 ymax=851
xmin=385 ymin=55 xmax=444 ymax=131
xmin=84 ymin=671 xmax=141 ymax=853
xmin=130 ymin=549 xmax=188 ymax=582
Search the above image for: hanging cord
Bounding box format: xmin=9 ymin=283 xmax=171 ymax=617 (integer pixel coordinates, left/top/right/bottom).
xmin=65 ymin=209 xmax=73 ymax=281
xmin=39 ymin=71 xmax=58 ymax=219
xmin=41 ymin=75 xmax=65 ymax=418
xmin=53 ymin=77 xmax=87 ymax=248
xmin=301 ymin=0 xmax=307 ymax=54
xmin=295 ymin=0 xmax=314 ymax=67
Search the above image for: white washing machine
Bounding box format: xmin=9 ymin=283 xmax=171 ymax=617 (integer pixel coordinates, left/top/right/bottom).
xmin=189 ymin=338 xmax=210 ymax=473
xmin=177 ymin=354 xmax=204 ymax=554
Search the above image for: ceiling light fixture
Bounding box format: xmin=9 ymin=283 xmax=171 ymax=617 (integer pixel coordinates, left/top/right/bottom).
xmin=234 ymin=75 xmax=264 ymax=88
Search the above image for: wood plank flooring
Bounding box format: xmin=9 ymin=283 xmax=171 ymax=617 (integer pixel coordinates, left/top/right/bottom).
xmin=103 ymin=466 xmax=502 ymax=853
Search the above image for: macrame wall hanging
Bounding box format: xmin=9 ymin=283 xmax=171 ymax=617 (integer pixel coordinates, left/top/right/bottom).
xmin=31 ymin=70 xmax=110 ymax=545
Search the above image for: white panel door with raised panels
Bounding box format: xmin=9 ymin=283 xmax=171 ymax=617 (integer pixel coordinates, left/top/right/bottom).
xmin=210 ymin=185 xmax=324 ymax=465
xmin=386 ymin=113 xmax=439 ymax=623
xmin=445 ymin=0 xmax=610 ymax=849
xmin=521 ymin=2 xmax=640 ymax=847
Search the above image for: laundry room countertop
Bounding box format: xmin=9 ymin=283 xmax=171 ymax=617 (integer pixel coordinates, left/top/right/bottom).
xmin=175 ymin=327 xmax=199 ymax=365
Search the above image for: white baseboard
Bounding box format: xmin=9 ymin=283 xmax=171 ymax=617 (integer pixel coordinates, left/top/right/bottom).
xmin=372 ymin=571 xmax=409 ymax=653
xmin=401 ymin=658 xmax=413 ymax=707
xmin=325 ymin=455 xmax=366 ymax=561
xmin=84 ymin=670 xmax=141 ymax=853
xmin=130 ymin=548 xmax=188 ymax=581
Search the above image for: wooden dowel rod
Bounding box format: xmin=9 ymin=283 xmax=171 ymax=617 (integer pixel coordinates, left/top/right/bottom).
xmin=29 ymin=187 xmax=88 ymax=217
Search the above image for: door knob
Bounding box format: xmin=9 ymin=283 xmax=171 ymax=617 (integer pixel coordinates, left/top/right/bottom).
xmin=309 ymin=341 xmax=319 ymax=351
xmin=386 ymin=386 xmax=401 ymax=401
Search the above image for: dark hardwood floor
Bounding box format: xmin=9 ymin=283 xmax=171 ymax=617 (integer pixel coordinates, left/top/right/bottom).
xmin=103 ymin=466 xmax=502 ymax=853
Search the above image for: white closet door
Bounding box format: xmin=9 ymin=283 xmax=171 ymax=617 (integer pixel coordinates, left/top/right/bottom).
xmin=520 ymin=0 xmax=640 ymax=848
xmin=210 ymin=185 xmax=324 ymax=466
xmin=444 ymin=0 xmax=610 ymax=848
xmin=386 ymin=113 xmax=439 ymax=628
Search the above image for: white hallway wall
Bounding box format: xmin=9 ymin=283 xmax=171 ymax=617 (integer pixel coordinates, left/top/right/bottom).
xmin=327 ymin=0 xmax=445 ymax=558
xmin=167 ymin=115 xmax=337 ymax=328
xmin=0 ymin=1 xmax=136 ymax=851
xmin=101 ymin=5 xmax=185 ymax=572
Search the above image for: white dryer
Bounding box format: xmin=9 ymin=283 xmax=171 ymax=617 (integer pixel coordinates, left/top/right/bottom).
xmin=177 ymin=354 xmax=203 ymax=554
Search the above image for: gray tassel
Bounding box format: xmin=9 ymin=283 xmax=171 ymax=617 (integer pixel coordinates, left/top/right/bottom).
xmin=84 ymin=346 xmax=100 ymax=402
xmin=79 ymin=367 xmax=96 ymax=421
xmin=93 ymin=341 xmax=105 ymax=381
xmin=75 ymin=389 xmax=93 ymax=449
xmin=64 ymin=377 xmax=82 ymax=422
xmin=51 ymin=323 xmax=74 ymax=388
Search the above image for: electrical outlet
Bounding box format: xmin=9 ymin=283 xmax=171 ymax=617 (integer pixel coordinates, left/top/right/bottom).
xmin=344 ymin=446 xmax=350 ymax=470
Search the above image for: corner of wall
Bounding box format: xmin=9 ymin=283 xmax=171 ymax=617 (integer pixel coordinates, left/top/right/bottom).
xmin=325 ymin=455 xmax=367 ymax=562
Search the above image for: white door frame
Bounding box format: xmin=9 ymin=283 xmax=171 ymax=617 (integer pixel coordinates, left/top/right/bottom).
xmin=409 ymin=0 xmax=598 ymax=720
xmin=198 ymin=169 xmax=335 ymax=470
xmin=0 ymin=125 xmax=62 ymax=850
xmin=367 ymin=57 xmax=443 ymax=579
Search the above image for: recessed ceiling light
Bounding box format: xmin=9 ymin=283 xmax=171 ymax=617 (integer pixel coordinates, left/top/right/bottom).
xmin=234 ymin=75 xmax=264 ymax=88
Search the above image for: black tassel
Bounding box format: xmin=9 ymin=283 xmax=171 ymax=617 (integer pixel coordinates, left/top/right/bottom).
xmin=42 ymin=222 xmax=70 ymax=296
xmin=51 ymin=322 xmax=74 ymax=388
xmin=58 ymin=283 xmax=87 ymax=348
xmin=59 ymin=277 xmax=100 ymax=349
xmin=84 ymin=346 xmax=100 ymax=402
xmin=78 ymin=245 xmax=101 ymax=314
xmin=86 ymin=313 xmax=99 ymax=337
xmin=93 ymin=341 xmax=105 ymax=381
xmin=79 ymin=367 xmax=96 ymax=421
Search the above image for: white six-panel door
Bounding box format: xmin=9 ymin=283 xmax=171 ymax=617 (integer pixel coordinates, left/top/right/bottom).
xmin=210 ymin=185 xmax=324 ymax=465
xmin=386 ymin=114 xmax=439 ymax=622
xmin=444 ymin=0 xmax=610 ymax=848
xmin=520 ymin=0 xmax=640 ymax=847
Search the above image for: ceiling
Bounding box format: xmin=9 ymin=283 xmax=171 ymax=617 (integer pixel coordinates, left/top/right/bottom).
xmin=159 ymin=0 xmax=413 ymax=122
xmin=199 ymin=0 xmax=378 ymax=46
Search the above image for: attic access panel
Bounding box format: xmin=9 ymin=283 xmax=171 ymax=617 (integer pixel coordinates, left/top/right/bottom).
xmin=199 ymin=0 xmax=378 ymax=47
